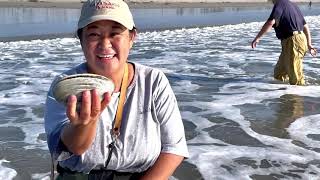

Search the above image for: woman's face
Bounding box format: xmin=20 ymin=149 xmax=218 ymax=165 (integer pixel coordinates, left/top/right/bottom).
xmin=81 ymin=20 xmax=135 ymax=77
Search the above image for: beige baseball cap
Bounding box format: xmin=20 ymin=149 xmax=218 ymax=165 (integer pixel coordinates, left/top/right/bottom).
xmin=78 ymin=0 xmax=135 ymax=30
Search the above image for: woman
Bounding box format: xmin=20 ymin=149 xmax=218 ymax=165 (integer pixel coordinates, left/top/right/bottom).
xmin=44 ymin=0 xmax=189 ymax=179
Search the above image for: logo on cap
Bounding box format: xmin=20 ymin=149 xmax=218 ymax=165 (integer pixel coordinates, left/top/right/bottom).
xmin=89 ymin=1 xmax=120 ymax=10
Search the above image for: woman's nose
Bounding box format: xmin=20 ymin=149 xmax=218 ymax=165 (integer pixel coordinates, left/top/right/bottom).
xmin=99 ymin=36 xmax=112 ymax=49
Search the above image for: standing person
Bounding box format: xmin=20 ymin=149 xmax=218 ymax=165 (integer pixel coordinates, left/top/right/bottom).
xmin=309 ymin=1 xmax=312 ymax=8
xmin=251 ymin=0 xmax=317 ymax=85
xmin=44 ymin=0 xmax=189 ymax=179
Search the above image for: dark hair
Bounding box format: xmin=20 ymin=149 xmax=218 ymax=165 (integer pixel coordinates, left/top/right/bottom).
xmin=77 ymin=28 xmax=83 ymax=42
xmin=77 ymin=27 xmax=137 ymax=43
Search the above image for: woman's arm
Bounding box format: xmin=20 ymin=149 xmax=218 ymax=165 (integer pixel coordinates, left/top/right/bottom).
xmin=62 ymin=90 xmax=111 ymax=155
xmin=140 ymin=153 xmax=184 ymax=180
xmin=141 ymin=71 xmax=188 ymax=180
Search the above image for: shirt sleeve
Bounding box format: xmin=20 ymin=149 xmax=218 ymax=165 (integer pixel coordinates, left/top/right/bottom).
xmin=44 ymin=82 xmax=75 ymax=162
xmin=268 ymin=2 xmax=283 ymax=22
xmin=153 ymin=71 xmax=189 ymax=158
xmin=297 ymin=7 xmax=306 ymax=25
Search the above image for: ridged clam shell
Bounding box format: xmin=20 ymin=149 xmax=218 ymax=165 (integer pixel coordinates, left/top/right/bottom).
xmin=52 ymin=73 xmax=115 ymax=106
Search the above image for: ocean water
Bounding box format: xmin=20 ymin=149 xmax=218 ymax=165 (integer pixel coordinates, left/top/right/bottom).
xmin=0 ymin=5 xmax=320 ymax=180
xmin=1 ymin=4 xmax=320 ymax=40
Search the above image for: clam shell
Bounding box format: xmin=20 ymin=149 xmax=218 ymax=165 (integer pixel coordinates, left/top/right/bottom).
xmin=52 ymin=73 xmax=115 ymax=107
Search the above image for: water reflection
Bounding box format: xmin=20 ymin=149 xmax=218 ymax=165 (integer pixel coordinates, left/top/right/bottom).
xmin=250 ymin=94 xmax=305 ymax=139
xmin=0 ymin=4 xmax=319 ymax=40
xmin=0 ymin=7 xmax=79 ymax=39
xmin=0 ymin=7 xmax=79 ymax=24
xmin=0 ymin=6 xmax=273 ymax=40
xmin=132 ymin=7 xmax=273 ymax=31
xmin=274 ymin=94 xmax=304 ymax=130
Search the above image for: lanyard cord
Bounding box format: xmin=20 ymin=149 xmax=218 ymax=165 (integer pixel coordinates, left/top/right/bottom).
xmin=113 ymin=63 xmax=129 ymax=137
xmin=105 ymin=63 xmax=129 ymax=168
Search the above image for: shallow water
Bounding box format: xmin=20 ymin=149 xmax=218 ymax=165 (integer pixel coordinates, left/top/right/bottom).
xmin=1 ymin=4 xmax=320 ymax=40
xmin=0 ymin=4 xmax=320 ymax=180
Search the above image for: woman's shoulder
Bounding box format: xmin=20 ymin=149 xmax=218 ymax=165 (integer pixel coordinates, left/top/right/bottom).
xmin=133 ymin=62 xmax=165 ymax=77
xmin=131 ymin=62 xmax=170 ymax=91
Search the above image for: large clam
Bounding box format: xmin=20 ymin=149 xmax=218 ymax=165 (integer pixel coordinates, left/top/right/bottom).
xmin=52 ymin=73 xmax=115 ymax=109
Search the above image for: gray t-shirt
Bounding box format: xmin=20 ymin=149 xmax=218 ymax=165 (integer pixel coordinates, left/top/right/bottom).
xmin=45 ymin=62 xmax=189 ymax=173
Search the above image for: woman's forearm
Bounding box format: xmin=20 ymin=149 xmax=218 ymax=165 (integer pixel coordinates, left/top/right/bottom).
xmin=61 ymin=90 xmax=110 ymax=155
xmin=61 ymin=120 xmax=98 ymax=155
xmin=140 ymin=153 xmax=184 ymax=180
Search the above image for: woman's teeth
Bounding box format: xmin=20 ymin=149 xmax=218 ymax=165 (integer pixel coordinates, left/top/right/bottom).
xmin=98 ymin=54 xmax=113 ymax=58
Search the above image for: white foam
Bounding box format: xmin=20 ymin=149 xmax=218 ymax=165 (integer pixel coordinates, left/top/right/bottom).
xmin=288 ymin=114 xmax=320 ymax=149
xmin=172 ymin=80 xmax=200 ymax=93
xmin=0 ymin=160 xmax=17 ymax=180
xmin=184 ymin=81 xmax=320 ymax=179
xmin=32 ymin=173 xmax=50 ymax=180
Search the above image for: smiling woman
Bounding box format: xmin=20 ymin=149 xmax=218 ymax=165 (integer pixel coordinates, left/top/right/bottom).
xmin=80 ymin=20 xmax=136 ymax=82
xmin=44 ymin=0 xmax=189 ymax=179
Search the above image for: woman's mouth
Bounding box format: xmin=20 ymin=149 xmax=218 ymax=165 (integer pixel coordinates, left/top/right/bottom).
xmin=97 ymin=54 xmax=115 ymax=60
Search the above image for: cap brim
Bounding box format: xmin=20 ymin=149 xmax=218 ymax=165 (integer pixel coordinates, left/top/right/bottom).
xmin=78 ymin=15 xmax=134 ymax=30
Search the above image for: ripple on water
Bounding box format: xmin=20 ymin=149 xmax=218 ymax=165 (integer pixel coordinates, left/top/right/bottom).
xmin=0 ymin=108 xmax=27 ymax=124
xmin=0 ymin=126 xmax=25 ymax=142
xmin=0 ymin=80 xmax=19 ymax=91
xmin=204 ymin=125 xmax=268 ymax=147
xmin=183 ymin=120 xmax=198 ymax=141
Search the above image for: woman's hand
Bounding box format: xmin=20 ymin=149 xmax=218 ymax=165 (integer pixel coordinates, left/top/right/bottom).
xmin=61 ymin=89 xmax=111 ymax=155
xmin=67 ymin=89 xmax=111 ymax=126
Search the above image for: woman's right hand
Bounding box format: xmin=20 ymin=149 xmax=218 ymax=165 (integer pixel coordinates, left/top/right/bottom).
xmin=67 ymin=89 xmax=111 ymax=126
xmin=61 ymin=89 xmax=111 ymax=155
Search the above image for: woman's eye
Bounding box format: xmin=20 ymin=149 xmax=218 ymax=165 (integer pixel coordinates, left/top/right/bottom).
xmin=110 ymin=32 xmax=121 ymax=37
xmin=89 ymin=33 xmax=99 ymax=37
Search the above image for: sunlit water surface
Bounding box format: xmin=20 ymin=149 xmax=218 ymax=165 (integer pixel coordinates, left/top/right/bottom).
xmin=0 ymin=7 xmax=320 ymax=180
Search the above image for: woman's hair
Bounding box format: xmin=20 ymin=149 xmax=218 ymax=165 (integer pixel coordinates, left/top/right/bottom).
xmin=77 ymin=28 xmax=83 ymax=41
